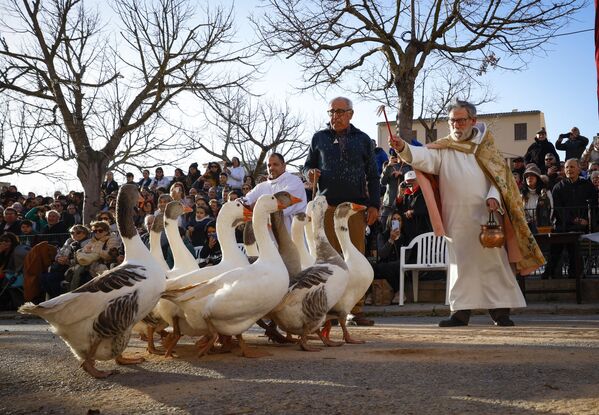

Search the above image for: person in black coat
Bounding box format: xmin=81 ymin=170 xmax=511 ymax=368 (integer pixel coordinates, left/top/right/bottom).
xmin=101 ymin=171 xmax=119 ymax=197
xmin=524 ymin=128 xmax=560 ymax=173
xmin=543 ymin=159 xmax=596 ymax=279
xmin=556 ymin=127 xmax=589 ymax=161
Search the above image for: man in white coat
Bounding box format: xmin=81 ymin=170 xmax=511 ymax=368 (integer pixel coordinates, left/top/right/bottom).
xmin=389 ymin=100 xmax=543 ymax=327
xmin=243 ymin=153 xmax=307 ymax=230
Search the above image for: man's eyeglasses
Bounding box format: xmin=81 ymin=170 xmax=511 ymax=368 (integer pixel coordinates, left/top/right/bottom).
xmin=448 ymin=117 xmax=471 ymax=125
xmin=70 ymin=230 xmax=82 ymax=235
xmin=327 ymin=109 xmax=352 ymax=116
xmin=92 ymin=228 xmax=105 ymax=233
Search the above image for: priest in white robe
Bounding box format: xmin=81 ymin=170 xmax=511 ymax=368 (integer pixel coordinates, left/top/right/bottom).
xmin=389 ymin=100 xmax=544 ymax=327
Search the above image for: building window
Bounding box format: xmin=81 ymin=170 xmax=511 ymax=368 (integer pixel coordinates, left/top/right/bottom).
xmin=514 ymin=123 xmax=527 ymax=141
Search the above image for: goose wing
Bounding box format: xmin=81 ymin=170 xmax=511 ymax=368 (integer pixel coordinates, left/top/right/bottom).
xmin=20 ymin=264 xmax=149 ymax=326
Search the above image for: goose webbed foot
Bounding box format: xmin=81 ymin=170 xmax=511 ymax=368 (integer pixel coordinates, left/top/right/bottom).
xmin=317 ymin=329 xmax=343 ymax=347
xmin=236 ymin=334 xmax=272 ymax=358
xmin=299 ymin=334 xmax=321 ymax=352
xmin=81 ymin=359 xmax=115 ymax=379
xmin=340 ymin=319 xmax=365 ymax=344
xmin=197 ymin=333 xmax=219 ymax=358
xmin=115 ymin=355 xmax=145 ymax=365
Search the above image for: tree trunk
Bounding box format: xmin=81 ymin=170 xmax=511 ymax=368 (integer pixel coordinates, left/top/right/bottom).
xmin=394 ymin=73 xmax=417 ymax=143
xmin=77 ymin=150 xmax=109 ymax=225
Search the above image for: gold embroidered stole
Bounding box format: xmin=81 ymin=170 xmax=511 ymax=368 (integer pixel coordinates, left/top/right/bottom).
xmin=424 ymin=131 xmax=545 ymax=274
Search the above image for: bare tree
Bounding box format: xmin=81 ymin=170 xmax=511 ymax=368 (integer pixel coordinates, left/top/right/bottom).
xmin=0 ymin=0 xmax=254 ymax=222
xmin=187 ymin=89 xmax=309 ymax=178
xmin=0 ymin=101 xmax=57 ymax=177
xmin=253 ymin=0 xmax=585 ymax=140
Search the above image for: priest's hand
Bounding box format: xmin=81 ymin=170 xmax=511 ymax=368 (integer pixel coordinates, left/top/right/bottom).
xmin=366 ymin=206 xmax=379 ymax=225
xmin=486 ymin=198 xmax=500 ymax=212
xmin=388 ymin=135 xmax=406 ymax=152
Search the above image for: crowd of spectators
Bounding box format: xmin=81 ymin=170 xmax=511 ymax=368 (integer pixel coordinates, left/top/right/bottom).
xmin=1 ymin=126 xmax=596 ymax=310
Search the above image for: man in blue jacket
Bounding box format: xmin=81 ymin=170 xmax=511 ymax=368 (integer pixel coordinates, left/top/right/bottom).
xmin=305 ymin=96 xmax=380 ymax=326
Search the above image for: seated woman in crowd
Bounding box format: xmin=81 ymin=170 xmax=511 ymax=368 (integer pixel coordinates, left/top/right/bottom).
xmin=41 ymin=225 xmax=92 ymax=298
xmin=372 ymin=213 xmax=406 ymax=304
xmin=0 ymin=232 xmax=30 ymax=310
xmin=521 ymin=164 xmax=553 ymax=232
xmin=79 ymin=221 xmax=121 ymax=278
xmin=198 ymin=221 xmax=222 ymax=267
xmin=186 ymin=205 xmax=212 ymax=247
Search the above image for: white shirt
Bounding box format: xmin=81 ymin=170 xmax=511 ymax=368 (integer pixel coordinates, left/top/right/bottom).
xmin=226 ymin=165 xmax=246 ymax=189
xmin=243 ymin=171 xmax=307 ymax=230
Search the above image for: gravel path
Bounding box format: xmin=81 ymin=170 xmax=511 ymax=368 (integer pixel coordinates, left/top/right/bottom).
xmin=1 ymin=314 xmax=598 ymax=414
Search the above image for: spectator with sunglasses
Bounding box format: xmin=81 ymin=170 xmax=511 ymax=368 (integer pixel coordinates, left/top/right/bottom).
xmin=203 ymin=162 xmax=222 ymax=187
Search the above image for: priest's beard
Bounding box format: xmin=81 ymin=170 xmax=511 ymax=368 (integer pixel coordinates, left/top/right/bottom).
xmin=450 ymin=125 xmax=474 ymax=141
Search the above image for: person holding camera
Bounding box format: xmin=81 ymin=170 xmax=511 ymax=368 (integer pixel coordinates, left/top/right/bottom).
xmin=380 ymin=151 xmax=410 ymax=227
xmin=556 ymin=127 xmax=589 ymax=161
xmin=372 ymin=212 xmax=406 ymax=303
xmin=396 ymin=170 xmax=432 ymax=243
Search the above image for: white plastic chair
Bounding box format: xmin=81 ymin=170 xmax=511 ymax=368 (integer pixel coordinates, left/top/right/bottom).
xmin=398 ymin=232 xmax=449 ymax=306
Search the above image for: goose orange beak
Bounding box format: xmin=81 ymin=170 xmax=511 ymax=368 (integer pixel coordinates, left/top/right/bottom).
xmin=351 ymin=203 xmax=367 ymax=212
xmin=290 ymin=195 xmax=302 ymax=205
xmin=138 ymin=195 xmax=145 ymax=209
xmin=182 ymin=204 xmax=193 ymax=213
xmin=243 ymin=207 xmax=253 ymax=222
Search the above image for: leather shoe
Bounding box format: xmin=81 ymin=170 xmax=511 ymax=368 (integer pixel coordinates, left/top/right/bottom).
xmin=438 ymin=317 xmax=468 ymax=327
xmin=494 ymin=317 xmax=515 ymax=327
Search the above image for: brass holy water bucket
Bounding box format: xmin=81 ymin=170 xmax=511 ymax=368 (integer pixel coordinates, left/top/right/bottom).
xmin=479 ymin=211 xmax=505 ymax=248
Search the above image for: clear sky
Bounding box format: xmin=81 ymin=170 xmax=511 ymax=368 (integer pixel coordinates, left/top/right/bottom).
xmin=4 ymin=1 xmax=597 ymax=195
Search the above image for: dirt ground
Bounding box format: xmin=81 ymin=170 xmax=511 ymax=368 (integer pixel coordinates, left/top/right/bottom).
xmin=1 ymin=314 xmax=598 ymax=415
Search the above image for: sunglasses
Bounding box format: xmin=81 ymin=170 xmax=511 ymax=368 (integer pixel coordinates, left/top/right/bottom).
xmin=70 ymin=230 xmax=83 ymax=235
xmin=92 ymin=228 xmax=106 ymax=233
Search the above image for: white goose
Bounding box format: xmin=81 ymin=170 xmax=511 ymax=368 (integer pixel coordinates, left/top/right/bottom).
xmin=158 ymin=200 xmax=252 ymax=355
xmin=19 ymin=184 xmax=166 ymax=378
xmin=291 ymin=212 xmax=315 ymax=269
xmin=149 ymin=212 xmax=169 ymax=272
xmin=132 ymin=212 xmax=170 ymax=354
xmin=164 ymin=201 xmax=198 ymax=278
xmin=304 ymin=201 xmax=317 ymax=258
xmin=166 ymin=194 xmax=299 ymax=358
xmin=325 ymin=202 xmax=374 ymax=344
xmin=270 ymin=195 xmax=349 ymax=351
xmin=166 ymin=200 xmax=251 ymax=290
xmin=243 ymin=221 xmax=260 ymax=257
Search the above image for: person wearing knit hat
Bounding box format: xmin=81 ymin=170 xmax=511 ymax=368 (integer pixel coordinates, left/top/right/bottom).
xmin=521 ymin=163 xmax=553 ymax=233
xmin=524 ymin=127 xmax=560 ymax=174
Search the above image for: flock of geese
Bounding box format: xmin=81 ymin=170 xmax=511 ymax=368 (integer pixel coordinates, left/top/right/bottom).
xmin=18 ymin=184 xmax=374 ymax=378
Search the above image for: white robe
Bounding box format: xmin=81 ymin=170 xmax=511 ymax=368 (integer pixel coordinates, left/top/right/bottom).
xmin=403 ymin=125 xmax=526 ymax=311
